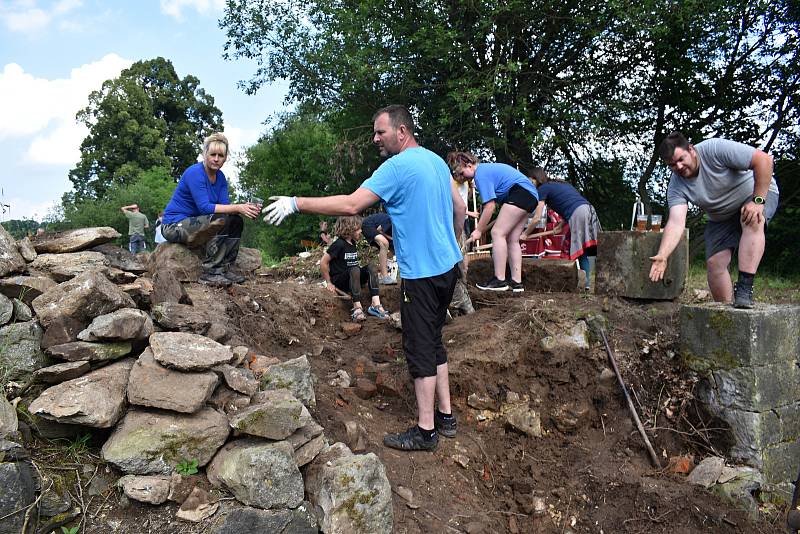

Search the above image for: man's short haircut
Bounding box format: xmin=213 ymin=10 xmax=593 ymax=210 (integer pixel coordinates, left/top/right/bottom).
xmin=203 ymin=132 xmax=229 ymax=156
xmin=658 ymin=132 xmax=691 ymax=160
xmin=333 ymin=215 xmax=363 ymax=239
xmin=373 ymin=105 xmax=415 ymax=135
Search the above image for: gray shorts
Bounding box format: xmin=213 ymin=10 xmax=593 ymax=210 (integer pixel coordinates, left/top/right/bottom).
xmin=704 ymin=193 xmax=779 ymax=260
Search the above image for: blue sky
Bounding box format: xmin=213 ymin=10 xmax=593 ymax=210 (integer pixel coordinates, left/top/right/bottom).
xmin=0 ymin=0 xmax=289 ymax=221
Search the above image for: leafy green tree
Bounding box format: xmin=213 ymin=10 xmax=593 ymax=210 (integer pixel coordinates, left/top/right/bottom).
xmin=67 ymin=57 xmax=223 ymax=203
xmin=238 ymin=111 xmax=372 ymax=258
xmin=56 ymin=167 xmax=176 ymax=248
xmin=221 ymin=0 xmax=799 ymax=205
xmin=0 ymin=219 xmax=41 ymax=239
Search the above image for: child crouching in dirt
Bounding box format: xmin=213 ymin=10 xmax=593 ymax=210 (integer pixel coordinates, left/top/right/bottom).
xmin=320 ymin=215 xmax=390 ymax=322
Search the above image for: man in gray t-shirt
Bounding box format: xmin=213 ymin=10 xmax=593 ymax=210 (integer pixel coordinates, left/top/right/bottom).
xmin=649 ymin=132 xmax=779 ymax=308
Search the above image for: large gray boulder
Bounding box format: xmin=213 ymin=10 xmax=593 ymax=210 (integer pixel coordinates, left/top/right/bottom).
xmin=260 ymin=355 xmax=316 ymax=408
xmin=45 ymin=340 xmax=132 ymax=362
xmin=0 ymin=293 xmax=12 ymax=326
xmin=207 ymin=439 xmax=304 ymax=509
xmin=30 ymin=227 xmax=120 ymax=254
xmin=16 ymin=237 xmax=36 ymax=262
xmin=0 ymin=395 xmax=18 ymax=438
xmin=40 ymin=316 xmax=85 ymax=349
xmin=91 ymin=244 xmax=147 ymax=273
xmin=11 ymin=299 xmax=32 ymax=322
xmin=28 ymin=358 xmax=134 ymax=428
xmin=304 ymin=443 xmax=393 ymax=534
xmin=32 ymin=361 xmax=91 ymax=384
xmin=29 ymin=252 xmax=109 ymax=282
xmin=215 ymin=364 xmax=258 ymax=396
xmin=101 ymin=407 xmax=229 ymax=475
xmin=0 ymin=275 xmax=57 ymax=305
xmin=127 ymin=349 xmax=219 ymax=413
xmin=151 ymin=269 xmax=191 ymax=306
xmin=0 ymin=321 xmax=47 ymax=382
xmin=234 ymin=247 xmax=262 ymax=272
xmin=151 ymin=302 xmax=212 ymax=334
xmin=78 ymin=308 xmax=153 ymax=342
xmin=0 ymin=460 xmax=37 ymax=534
xmin=118 ymin=475 xmax=172 ymax=505
xmin=148 ymin=243 xmax=202 ymax=282
xmin=212 ymin=505 xmax=318 ymax=534
xmin=229 ymin=389 xmax=310 ymax=440
xmin=31 ymin=270 xmax=135 ymax=328
xmin=150 ymin=332 xmax=233 ymax=371
xmin=0 ymin=225 xmax=26 ymax=277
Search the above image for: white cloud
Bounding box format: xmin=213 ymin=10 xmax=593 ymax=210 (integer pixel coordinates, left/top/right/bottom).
xmin=160 ymin=0 xmax=225 ymax=20
xmin=0 ymin=195 xmax=57 ymax=224
xmin=0 ymin=0 xmax=82 ymax=33
xmin=0 ymin=54 xmax=132 ymax=165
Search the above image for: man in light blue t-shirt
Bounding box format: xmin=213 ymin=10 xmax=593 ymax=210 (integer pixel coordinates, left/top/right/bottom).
xmin=649 ymin=132 xmax=779 ymax=308
xmin=262 ymin=105 xmax=466 ymax=452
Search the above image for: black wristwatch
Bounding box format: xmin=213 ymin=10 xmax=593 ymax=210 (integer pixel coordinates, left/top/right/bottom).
xmin=753 ymin=195 xmax=766 ymax=205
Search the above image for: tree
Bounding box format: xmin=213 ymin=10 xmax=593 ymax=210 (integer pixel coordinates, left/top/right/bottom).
xmin=56 ymin=167 xmax=177 ymax=248
xmin=67 ymin=57 xmax=223 ymax=203
xmin=238 ymin=110 xmax=372 ymax=258
xmin=221 ymin=0 xmax=800 ymax=205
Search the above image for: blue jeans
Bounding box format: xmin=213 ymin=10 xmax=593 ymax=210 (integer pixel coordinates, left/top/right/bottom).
xmin=129 ymin=234 xmax=146 ymax=254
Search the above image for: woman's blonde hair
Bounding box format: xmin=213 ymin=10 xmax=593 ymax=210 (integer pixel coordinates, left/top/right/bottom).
xmin=333 ymin=215 xmax=362 ymax=239
xmin=203 ymin=132 xmax=229 ymax=156
xmin=446 ymin=151 xmax=478 ymax=183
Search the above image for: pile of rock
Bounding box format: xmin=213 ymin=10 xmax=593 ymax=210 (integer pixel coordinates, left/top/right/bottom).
xmin=0 ymin=226 xmax=392 ymax=534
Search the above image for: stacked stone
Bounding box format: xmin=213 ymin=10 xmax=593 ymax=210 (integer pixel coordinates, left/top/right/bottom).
xmin=0 ymin=225 xmax=393 ymax=534
xmin=680 ymin=302 xmax=800 ymax=499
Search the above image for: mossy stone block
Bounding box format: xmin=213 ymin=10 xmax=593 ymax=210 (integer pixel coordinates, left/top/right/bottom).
xmin=680 ymin=303 xmax=800 ymax=371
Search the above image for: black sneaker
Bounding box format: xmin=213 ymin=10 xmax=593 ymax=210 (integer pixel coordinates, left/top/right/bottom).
xmin=224 ymin=271 xmax=246 ymax=284
xmin=476 ymin=277 xmax=509 ymax=291
xmin=434 ymin=411 xmax=457 ymax=438
xmin=383 ymin=426 xmax=438 ymax=451
xmin=733 ymin=282 xmax=754 ymax=309
xmin=509 ymin=280 xmax=524 ymax=293
xmin=199 ymin=272 xmax=232 ymax=287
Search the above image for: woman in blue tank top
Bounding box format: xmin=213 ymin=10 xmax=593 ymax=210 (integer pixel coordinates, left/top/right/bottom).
xmin=448 ymin=152 xmax=538 ymax=293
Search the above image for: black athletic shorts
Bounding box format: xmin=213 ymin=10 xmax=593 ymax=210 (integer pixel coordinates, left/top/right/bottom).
xmin=504 ymin=184 xmax=538 ymax=213
xmin=400 ymin=264 xmax=459 ymax=378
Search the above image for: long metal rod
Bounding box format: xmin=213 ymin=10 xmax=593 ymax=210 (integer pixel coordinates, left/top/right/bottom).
xmin=600 ymin=327 xmax=662 ymax=469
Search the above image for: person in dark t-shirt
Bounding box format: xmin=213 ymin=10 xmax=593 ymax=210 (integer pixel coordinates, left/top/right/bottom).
xmin=320 ymin=215 xmax=389 ymax=321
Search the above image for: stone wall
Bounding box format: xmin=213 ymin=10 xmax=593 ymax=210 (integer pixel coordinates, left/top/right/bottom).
xmin=680 ymin=302 xmax=800 ymax=498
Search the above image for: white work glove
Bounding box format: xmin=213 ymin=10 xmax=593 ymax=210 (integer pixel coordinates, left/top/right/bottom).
xmin=262 ymin=196 xmax=299 ymax=225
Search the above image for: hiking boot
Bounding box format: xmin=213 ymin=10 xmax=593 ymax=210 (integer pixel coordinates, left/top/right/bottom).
xmin=476 ymin=277 xmax=509 ymax=291
xmin=733 ymin=282 xmax=754 ymax=309
xmin=224 ymin=270 xmax=246 ymax=284
xmin=509 ymin=280 xmax=524 ymax=293
xmin=383 ymin=426 xmax=438 ymax=451
xmin=434 ymin=411 xmax=457 ymax=438
xmin=186 ymin=219 xmax=225 ymax=248
xmin=198 ymin=272 xmax=232 ymax=287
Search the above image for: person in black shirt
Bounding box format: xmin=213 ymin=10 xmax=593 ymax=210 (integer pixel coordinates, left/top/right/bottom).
xmin=320 ymin=215 xmax=389 ymax=321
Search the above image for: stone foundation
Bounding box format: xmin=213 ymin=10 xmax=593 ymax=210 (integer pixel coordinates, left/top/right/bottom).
xmin=680 ymin=303 xmax=800 ymax=497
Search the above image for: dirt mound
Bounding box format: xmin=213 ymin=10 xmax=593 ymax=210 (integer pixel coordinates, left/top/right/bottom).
xmin=218 ymin=271 xmax=780 ymax=533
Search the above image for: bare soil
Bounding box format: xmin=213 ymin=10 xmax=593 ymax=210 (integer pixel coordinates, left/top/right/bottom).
xmin=26 ymin=254 xmax=791 ymax=533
